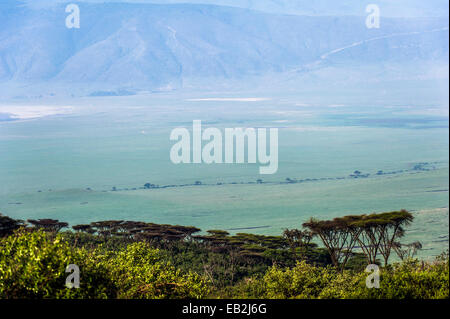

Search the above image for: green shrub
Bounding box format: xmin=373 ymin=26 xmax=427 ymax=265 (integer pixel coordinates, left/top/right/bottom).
xmin=1 ymin=229 xmax=447 ymax=299
xmin=0 ymin=230 xmax=114 ymax=298
xmin=348 ymin=258 xmax=449 ymax=299
xmin=318 ymin=271 xmax=365 ymax=299
xmin=263 ymin=261 xmax=338 ymax=299
xmin=100 ymin=242 xmax=210 ymax=299
xmin=258 ymin=258 xmax=449 ymax=299
xmin=0 ymin=231 xmax=209 ymax=299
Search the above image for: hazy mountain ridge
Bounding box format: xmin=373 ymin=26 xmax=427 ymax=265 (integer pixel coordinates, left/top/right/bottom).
xmin=0 ymin=1 xmax=448 ymax=97
xmin=18 ymin=0 xmax=450 ymax=18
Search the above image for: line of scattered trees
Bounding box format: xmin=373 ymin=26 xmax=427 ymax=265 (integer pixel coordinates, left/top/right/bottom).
xmin=0 ymin=209 xmax=420 ymax=270
xmin=1 ymin=213 xmax=333 ymax=290
xmin=2 ymin=210 xmax=446 ymax=299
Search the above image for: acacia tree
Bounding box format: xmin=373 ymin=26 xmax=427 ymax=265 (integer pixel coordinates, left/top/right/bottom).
xmin=393 ymin=241 xmax=422 ymax=261
xmin=303 ymin=217 xmax=360 ymax=271
xmin=376 ymin=210 xmax=414 ymax=265
xmin=350 ymin=216 xmax=384 ymax=265
xmin=0 ymin=214 xmax=24 ymax=237
xmin=27 ymin=219 xmax=68 ymax=233
xmin=72 ymin=224 xmax=95 ymax=234
xmin=350 ymin=210 xmax=413 ymax=266
xmin=89 ymin=220 xmax=126 ymax=237
xmin=283 ymin=228 xmax=313 ymax=260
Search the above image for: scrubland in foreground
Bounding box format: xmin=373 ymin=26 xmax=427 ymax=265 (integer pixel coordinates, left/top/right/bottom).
xmin=0 ymin=213 xmax=448 ymax=299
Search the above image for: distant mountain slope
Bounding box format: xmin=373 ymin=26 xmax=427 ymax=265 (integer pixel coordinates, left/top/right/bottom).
xmin=0 ymin=1 xmax=448 ymax=96
xmin=20 ymin=0 xmax=450 ymax=18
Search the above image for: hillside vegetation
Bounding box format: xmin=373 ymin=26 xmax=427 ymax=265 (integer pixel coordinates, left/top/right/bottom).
xmin=0 ymin=212 xmax=448 ymax=299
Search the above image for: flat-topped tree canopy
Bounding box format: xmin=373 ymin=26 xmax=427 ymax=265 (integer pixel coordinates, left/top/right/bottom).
xmin=170 ymin=225 xmax=201 ymax=236
xmin=349 ymin=210 xmax=413 ymax=228
xmin=89 ymin=220 xmax=124 ymax=230
xmin=302 ymin=217 xmax=349 ymax=232
xmin=206 ymin=230 xmax=230 ymax=237
xmin=72 ymin=224 xmax=93 ymax=232
xmin=303 ymin=210 xmax=413 ymax=231
xmin=0 ymin=213 xmax=25 ymax=237
xmin=303 ymin=210 xmax=414 ymax=267
xmin=121 ymin=221 xmax=149 ymax=230
xmin=27 ymin=218 xmax=68 ymax=232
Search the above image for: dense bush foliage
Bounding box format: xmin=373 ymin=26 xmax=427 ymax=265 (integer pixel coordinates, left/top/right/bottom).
xmin=353 ymin=258 xmax=449 ymax=299
xmin=0 ymin=230 xmax=114 ymax=298
xmin=0 ymin=231 xmax=209 ymax=299
xmin=99 ymin=242 xmax=210 ymax=299
xmin=0 ymin=213 xmax=448 ymax=299
xmin=229 ymin=257 xmax=449 ymax=299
